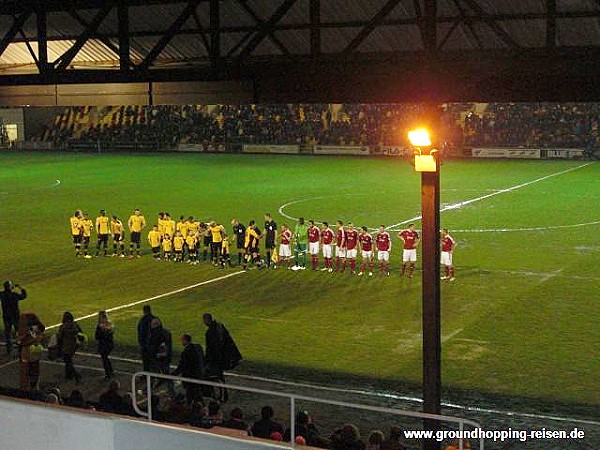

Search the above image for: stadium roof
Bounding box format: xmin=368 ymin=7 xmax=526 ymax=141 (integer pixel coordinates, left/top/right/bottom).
xmin=1 ymin=0 xmax=600 ymax=101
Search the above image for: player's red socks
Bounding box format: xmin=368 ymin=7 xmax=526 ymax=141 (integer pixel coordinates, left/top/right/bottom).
xmin=401 ymin=263 xmax=406 ymax=275
xmin=360 ymin=262 xmax=366 ymax=272
xmin=409 ymin=263 xmax=415 ymax=276
xmin=350 ymin=259 xmax=356 ymax=272
xmin=340 ymin=259 xmax=346 ymax=272
xmin=312 ymin=255 xmax=318 ymax=270
xmin=445 ymin=266 xmax=450 ymax=277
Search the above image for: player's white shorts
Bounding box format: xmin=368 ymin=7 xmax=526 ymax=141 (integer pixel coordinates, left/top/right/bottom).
xmin=403 ymin=249 xmax=417 ymax=262
xmin=309 ymin=242 xmax=319 ymax=255
xmin=335 ymin=246 xmax=347 ymax=258
xmin=441 ymin=251 xmax=453 ymax=266
xmin=377 ymin=250 xmax=390 ymax=261
xmin=322 ymin=244 xmax=332 ymax=258
xmin=346 ymin=248 xmax=357 ymax=259
xmin=279 ymin=244 xmax=291 ymax=258
xmin=361 ymin=250 xmax=373 ymax=260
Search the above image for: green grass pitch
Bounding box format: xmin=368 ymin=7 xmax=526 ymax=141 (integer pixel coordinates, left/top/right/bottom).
xmin=1 ymin=151 xmax=598 ymax=407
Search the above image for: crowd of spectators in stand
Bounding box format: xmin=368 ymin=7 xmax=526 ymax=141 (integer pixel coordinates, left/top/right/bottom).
xmin=41 ymin=102 xmax=600 ymax=151
xmin=464 ymin=102 xmax=600 ymax=149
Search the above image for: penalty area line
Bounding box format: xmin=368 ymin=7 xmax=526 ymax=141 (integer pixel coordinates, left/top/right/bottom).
xmin=45 ymin=270 xmax=246 ymax=330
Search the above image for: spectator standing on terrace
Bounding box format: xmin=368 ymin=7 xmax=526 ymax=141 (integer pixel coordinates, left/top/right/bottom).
xmin=380 ymin=426 xmax=406 ymax=450
xmin=263 ymin=213 xmax=278 ymax=268
xmin=1 ymin=280 xmax=27 ymax=354
xmin=17 ymin=312 xmax=45 ymax=391
xmin=95 ymin=310 xmax=115 ymax=380
xmin=137 ymin=305 xmax=156 ymax=371
xmin=203 ymin=313 xmax=242 ymax=403
xmin=172 ymin=334 xmax=205 ymax=407
xmin=250 ymin=405 xmax=284 ymax=439
xmin=57 ymin=311 xmax=83 ymax=383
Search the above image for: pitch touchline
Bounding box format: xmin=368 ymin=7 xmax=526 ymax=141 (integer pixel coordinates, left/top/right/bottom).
xmin=45 ymin=271 xmax=246 ymax=330
xmin=385 ymin=162 xmax=595 ymax=230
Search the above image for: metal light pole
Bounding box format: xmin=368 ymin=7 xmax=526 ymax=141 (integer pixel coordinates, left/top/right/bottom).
xmin=408 ymin=129 xmax=442 ymax=450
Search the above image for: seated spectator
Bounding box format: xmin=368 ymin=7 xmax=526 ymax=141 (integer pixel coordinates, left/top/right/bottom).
xmin=64 ymin=389 xmax=87 ymax=409
xmin=45 ymin=393 xmax=60 ymax=404
xmin=284 ymin=410 xmax=329 ymax=448
xmin=98 ymin=380 xmax=127 ymax=413
xmin=221 ymin=407 xmax=248 ymax=431
xmin=367 ymin=430 xmax=385 ymax=450
xmin=191 ymin=400 xmax=224 ymax=428
xmin=381 ymin=426 xmax=406 ymax=450
xmin=250 ymin=405 xmax=284 ymax=439
xmin=330 ymin=424 xmax=366 ymax=450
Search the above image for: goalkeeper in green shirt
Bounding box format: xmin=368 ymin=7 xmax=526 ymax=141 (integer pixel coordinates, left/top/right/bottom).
xmin=293 ymin=217 xmax=309 ymax=269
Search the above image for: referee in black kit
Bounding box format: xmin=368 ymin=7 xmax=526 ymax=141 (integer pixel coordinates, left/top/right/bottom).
xmin=231 ymin=219 xmax=246 ymax=266
xmin=263 ymin=213 xmax=278 ymax=268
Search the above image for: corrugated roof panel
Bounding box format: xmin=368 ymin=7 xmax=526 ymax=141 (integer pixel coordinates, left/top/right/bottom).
xmin=128 ymin=4 xmax=187 ymax=32
xmin=272 ymin=30 xmax=310 ymax=54
xmin=499 ymin=19 xmax=545 ymax=47
xmin=476 ymin=0 xmax=545 ymax=15
xmin=321 ymin=27 xmax=362 ymax=53
xmin=321 ymin=0 xmax=390 ymax=22
xmin=557 ymin=18 xmax=600 ymax=45
xmin=0 ymin=43 xmax=36 ymax=66
xmin=356 ymin=25 xmax=424 ymax=53
xmin=556 ymin=0 xmax=599 ymax=12
xmin=220 ymin=0 xmax=256 ymax=27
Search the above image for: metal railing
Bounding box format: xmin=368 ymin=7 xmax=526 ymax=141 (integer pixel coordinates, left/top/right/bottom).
xmin=131 ymin=371 xmax=484 ymax=450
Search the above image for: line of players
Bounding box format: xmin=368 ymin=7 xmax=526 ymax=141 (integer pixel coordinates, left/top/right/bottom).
xmin=69 ymin=210 xmax=457 ymax=279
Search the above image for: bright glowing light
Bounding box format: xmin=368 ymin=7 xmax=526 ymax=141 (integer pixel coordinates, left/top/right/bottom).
xmin=408 ymin=129 xmax=432 ymax=147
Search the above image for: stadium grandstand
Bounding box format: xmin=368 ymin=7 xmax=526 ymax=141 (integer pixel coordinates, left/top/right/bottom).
xmin=1 ymin=2 xmax=600 ymax=450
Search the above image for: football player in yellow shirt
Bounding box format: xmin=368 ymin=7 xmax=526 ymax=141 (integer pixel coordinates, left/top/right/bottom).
xmin=185 ymin=231 xmax=198 ymax=264
xmin=128 ymin=209 xmax=147 ymax=258
xmin=173 ymin=231 xmax=185 ymax=262
xmin=209 ymin=221 xmax=224 ymax=265
xmin=69 ymin=210 xmax=83 ymax=257
xmin=243 ymin=220 xmax=261 ymax=269
xmin=162 ymin=234 xmax=173 ymax=261
xmin=110 ymin=215 xmax=125 ymax=257
xmin=221 ymin=232 xmax=232 ymax=268
xmin=80 ymin=213 xmax=94 ymax=258
xmin=147 ymin=225 xmax=162 ymax=259
xmin=164 ymin=212 xmax=176 ymax=238
xmin=176 ymin=215 xmax=188 ymax=239
xmin=95 ymin=210 xmax=111 ymax=256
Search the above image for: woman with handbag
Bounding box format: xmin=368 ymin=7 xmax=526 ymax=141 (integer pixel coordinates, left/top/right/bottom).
xmin=57 ymin=311 xmax=83 ymax=382
xmin=95 ymin=310 xmax=115 ymax=380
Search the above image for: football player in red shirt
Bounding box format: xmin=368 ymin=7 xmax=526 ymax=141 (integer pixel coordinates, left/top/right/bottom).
xmin=335 ymin=220 xmax=346 ymax=272
xmin=375 ymin=225 xmax=392 ymax=276
xmin=440 ymin=228 xmax=457 ymax=281
xmin=358 ymin=226 xmax=374 ymax=276
xmin=345 ymin=223 xmax=359 ymax=274
xmin=308 ymin=220 xmax=321 ymax=270
xmin=278 ymin=223 xmax=293 ymax=269
xmin=320 ymin=222 xmax=335 ymax=272
xmin=399 ymin=223 xmax=420 ymax=278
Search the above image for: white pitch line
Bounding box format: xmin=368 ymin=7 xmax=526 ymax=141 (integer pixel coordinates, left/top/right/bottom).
xmin=385 ymin=162 xmax=595 ymax=230
xmin=445 ymin=220 xmax=600 ymax=233
xmin=45 ymin=271 xmax=246 ymax=330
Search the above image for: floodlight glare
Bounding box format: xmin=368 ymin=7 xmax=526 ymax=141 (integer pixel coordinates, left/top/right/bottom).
xmin=408 ymin=129 xmax=432 ymax=147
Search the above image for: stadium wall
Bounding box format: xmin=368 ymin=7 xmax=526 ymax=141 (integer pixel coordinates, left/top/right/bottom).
xmin=0 ymin=397 xmax=282 ymax=450
xmin=0 ymin=81 xmax=254 ymax=106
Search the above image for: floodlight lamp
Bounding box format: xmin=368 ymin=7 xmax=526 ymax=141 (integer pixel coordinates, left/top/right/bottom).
xmin=408 ymin=129 xmax=432 ymax=147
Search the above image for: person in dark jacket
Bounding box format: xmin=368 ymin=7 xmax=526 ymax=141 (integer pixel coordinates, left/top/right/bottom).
xmin=203 ymin=313 xmax=242 ymax=402
xmin=99 ymin=380 xmax=127 ymax=413
xmin=250 ymin=405 xmax=284 ymax=439
xmin=172 ymin=334 xmax=205 ymax=406
xmin=148 ymin=317 xmax=174 ymax=395
xmin=137 ymin=305 xmax=156 ymax=371
xmin=222 ymin=407 xmax=248 ymax=431
xmin=1 ymin=280 xmax=27 ymax=354
xmin=95 ymin=310 xmax=115 ymax=380
xmin=330 ymin=424 xmax=366 ymax=450
xmin=56 ymin=311 xmax=83 ymax=382
xmin=284 ymin=410 xmax=330 ymax=448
